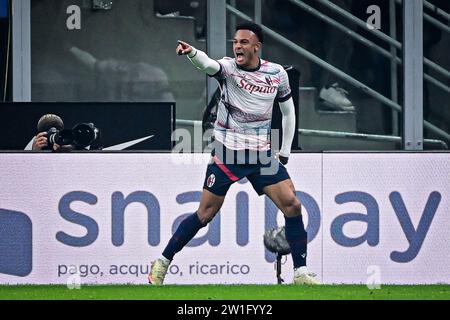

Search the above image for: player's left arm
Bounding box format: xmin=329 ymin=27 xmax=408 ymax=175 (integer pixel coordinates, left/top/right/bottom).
xmin=278 ymin=97 xmax=296 ymax=165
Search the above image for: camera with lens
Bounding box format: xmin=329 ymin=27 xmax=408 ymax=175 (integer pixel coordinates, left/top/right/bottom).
xmin=47 ymin=123 xmax=99 ymax=150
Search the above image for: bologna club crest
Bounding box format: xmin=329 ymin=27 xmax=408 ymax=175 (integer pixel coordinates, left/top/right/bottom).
xmin=207 ymin=174 xmax=216 ymax=187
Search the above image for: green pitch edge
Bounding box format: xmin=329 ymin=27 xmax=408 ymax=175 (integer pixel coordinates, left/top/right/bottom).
xmin=0 ymin=285 xmax=449 ymax=300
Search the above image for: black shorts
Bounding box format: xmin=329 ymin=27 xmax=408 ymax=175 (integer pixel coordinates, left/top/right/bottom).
xmin=202 ymin=144 xmax=290 ymax=196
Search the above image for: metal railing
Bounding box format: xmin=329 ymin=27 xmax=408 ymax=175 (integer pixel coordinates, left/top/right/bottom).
xmin=289 ymin=0 xmax=450 ymax=93
xmin=389 ymin=0 xmax=399 ymax=135
xmin=175 ymin=119 xmax=448 ymax=150
xmin=398 ymin=0 xmax=450 ymax=34
xmin=288 ymin=0 xmax=450 ymax=94
xmin=309 ymin=0 xmax=450 ymax=87
xmin=424 ymin=0 xmax=450 ymax=21
xmin=225 ymin=4 xmax=450 ymax=142
xmin=298 ymin=128 xmax=448 ymax=150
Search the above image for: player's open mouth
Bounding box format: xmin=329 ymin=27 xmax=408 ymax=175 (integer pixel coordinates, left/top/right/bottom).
xmin=235 ymin=52 xmax=245 ymax=63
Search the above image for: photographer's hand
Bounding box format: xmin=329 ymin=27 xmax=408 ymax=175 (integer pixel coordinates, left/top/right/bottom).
xmin=53 ymin=143 xmax=74 ymax=153
xmin=32 ymin=132 xmax=48 ymax=150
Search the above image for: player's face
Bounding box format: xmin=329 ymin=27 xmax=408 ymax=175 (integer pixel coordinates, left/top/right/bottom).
xmin=233 ymin=30 xmax=261 ymax=68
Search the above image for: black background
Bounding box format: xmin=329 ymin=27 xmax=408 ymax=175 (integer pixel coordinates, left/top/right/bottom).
xmin=0 ymin=102 xmax=175 ymax=150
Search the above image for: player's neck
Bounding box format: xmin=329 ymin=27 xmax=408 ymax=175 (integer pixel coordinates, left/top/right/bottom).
xmin=238 ymin=58 xmax=261 ymax=72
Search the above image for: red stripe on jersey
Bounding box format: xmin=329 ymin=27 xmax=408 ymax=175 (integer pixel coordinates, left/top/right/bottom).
xmin=213 ymin=156 xmax=240 ymax=182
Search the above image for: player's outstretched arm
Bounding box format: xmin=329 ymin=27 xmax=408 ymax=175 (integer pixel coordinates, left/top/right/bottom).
xmin=278 ymin=97 xmax=296 ymax=165
xmin=176 ymin=40 xmax=220 ymax=76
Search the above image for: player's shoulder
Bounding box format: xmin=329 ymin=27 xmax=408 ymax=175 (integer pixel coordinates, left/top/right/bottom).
xmin=260 ymin=59 xmax=287 ymax=75
xmin=218 ymin=56 xmax=236 ymax=66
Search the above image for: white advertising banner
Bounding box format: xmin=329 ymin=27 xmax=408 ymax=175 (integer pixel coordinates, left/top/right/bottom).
xmin=322 ymin=153 xmax=450 ymax=285
xmin=0 ymin=153 xmax=448 ymax=285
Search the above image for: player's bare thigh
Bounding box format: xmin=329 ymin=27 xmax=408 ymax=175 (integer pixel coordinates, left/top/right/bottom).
xmin=197 ymin=189 xmax=226 ymax=224
xmin=263 ymin=179 xmax=302 ymax=217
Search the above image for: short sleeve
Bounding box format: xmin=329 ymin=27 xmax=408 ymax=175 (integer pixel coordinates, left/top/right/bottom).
xmin=277 ymin=67 xmax=292 ymax=102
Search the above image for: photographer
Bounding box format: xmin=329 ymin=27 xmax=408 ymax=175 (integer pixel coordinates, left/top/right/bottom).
xmin=32 ymin=132 xmax=75 ymax=152
xmin=31 ymin=114 xmax=102 ymax=151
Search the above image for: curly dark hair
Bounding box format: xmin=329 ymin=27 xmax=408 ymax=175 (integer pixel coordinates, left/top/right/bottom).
xmin=236 ymin=21 xmax=264 ymax=43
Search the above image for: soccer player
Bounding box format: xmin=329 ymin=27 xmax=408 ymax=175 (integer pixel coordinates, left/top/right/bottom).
xmin=148 ymin=22 xmax=319 ymax=285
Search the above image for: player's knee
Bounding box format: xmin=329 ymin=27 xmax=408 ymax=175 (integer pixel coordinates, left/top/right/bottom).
xmin=284 ymin=198 xmax=302 ymax=217
xmin=197 ymin=206 xmax=219 ymax=225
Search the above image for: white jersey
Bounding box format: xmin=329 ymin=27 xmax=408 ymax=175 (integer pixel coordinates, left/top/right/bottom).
xmin=212 ymin=57 xmax=292 ymax=151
